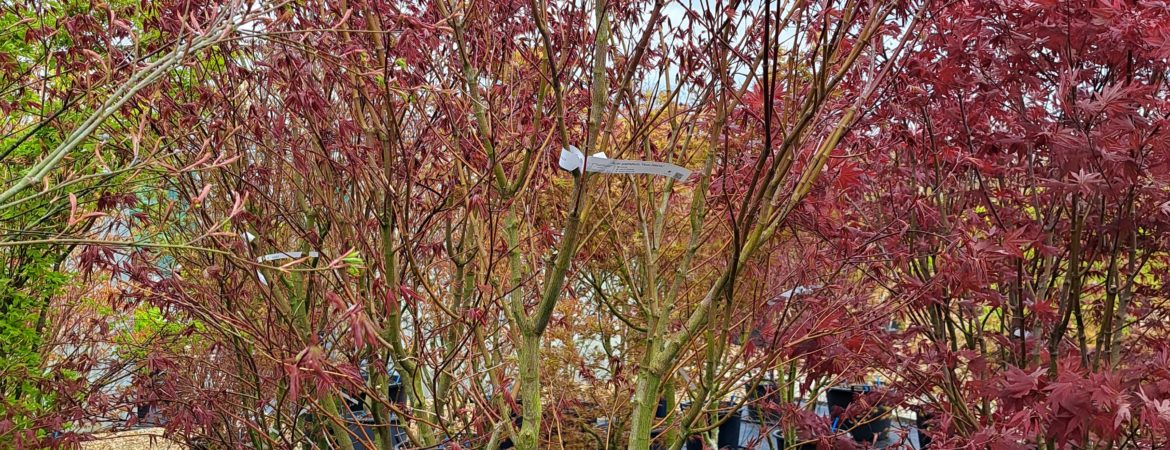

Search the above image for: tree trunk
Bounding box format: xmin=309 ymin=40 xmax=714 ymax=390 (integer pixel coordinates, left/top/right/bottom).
xmin=626 ymin=369 xmax=663 ymax=450
xmin=516 ymin=333 xmax=543 ymax=450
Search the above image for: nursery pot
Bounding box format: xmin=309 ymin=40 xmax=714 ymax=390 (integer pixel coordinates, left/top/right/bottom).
xmin=498 ymin=402 xmax=523 ymax=449
xmin=344 ymin=416 xmax=407 ymax=450
xmin=309 ymin=408 xmax=401 ymax=450
xmin=387 ymin=381 xmax=406 ymax=404
xmin=569 ymin=401 xmax=599 ymax=426
xmin=678 ymin=402 xmax=703 ymax=450
xmin=746 ymin=380 xmax=782 ymax=423
xmin=772 ymin=431 xmax=818 ymax=450
xmin=346 ymin=417 xmax=378 ymax=450
xmin=136 ymin=403 xmax=151 ymax=421
xmin=826 ymin=386 xmax=891 ymax=444
xmin=716 ymin=402 xmax=743 ymax=449
xmin=650 ymin=427 xmax=667 ymax=450
xmin=914 ymin=408 xmax=935 ymax=449
xmin=344 ymin=390 xmax=367 ymax=414
xmin=646 ymin=400 xmax=671 ymax=449
xmin=134 ymin=401 xmax=164 ymax=426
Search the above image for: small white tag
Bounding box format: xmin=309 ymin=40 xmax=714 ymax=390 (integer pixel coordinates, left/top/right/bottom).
xmin=558 ymin=145 xmax=585 ymax=171
xmin=255 ymin=250 xmax=321 ymax=285
xmin=257 ymin=251 xmax=320 ymax=263
xmin=558 ymin=146 xmax=692 ymax=181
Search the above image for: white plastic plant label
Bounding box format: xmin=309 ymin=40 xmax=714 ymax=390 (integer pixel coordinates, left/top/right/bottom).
xmin=255 ymin=251 xmax=321 ymax=285
xmin=559 ymin=145 xmax=692 ymax=181
xmin=257 ymin=251 xmax=320 ymax=263
xmin=558 ymin=145 xmax=586 ymax=172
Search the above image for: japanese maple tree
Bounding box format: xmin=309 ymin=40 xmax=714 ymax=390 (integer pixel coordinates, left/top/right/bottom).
xmin=851 ymin=0 xmax=1170 ymax=447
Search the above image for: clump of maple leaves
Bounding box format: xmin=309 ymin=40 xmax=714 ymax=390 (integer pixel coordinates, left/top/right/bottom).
xmin=834 ymin=0 xmax=1170 ymax=447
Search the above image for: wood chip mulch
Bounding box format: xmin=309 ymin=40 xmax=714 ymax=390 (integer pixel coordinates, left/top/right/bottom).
xmin=79 ymin=428 xmax=187 ymax=450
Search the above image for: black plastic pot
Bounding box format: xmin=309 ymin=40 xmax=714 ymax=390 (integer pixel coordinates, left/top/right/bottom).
xmin=677 ymin=402 xmax=703 ymax=450
xmin=344 ymin=391 xmax=366 ymax=414
xmin=497 ymin=429 xmax=519 ymax=448
xmin=310 ymin=407 xmax=408 ymax=450
xmin=679 ymin=402 xmax=763 ymax=450
xmin=915 ymin=409 xmax=934 ymax=449
xmin=498 ymin=402 xmax=523 ymax=449
xmin=750 ymin=382 xmax=773 ymax=402
xmin=347 ymin=418 xmax=378 ymax=450
xmin=825 ymin=386 xmax=855 ymax=411
xmin=346 ymin=381 xmax=399 ymax=414
xmin=136 ymin=403 xmax=151 ymax=421
xmin=746 ymin=381 xmax=782 ymax=423
xmin=568 ymin=401 xmax=599 ymax=426
xmin=716 ymin=402 xmax=743 ymax=449
xmin=388 ymin=382 xmax=406 ymax=404
xmin=650 ymin=428 xmax=666 ymax=450
xmin=773 ymin=431 xmax=818 ymax=450
xmin=644 ymin=399 xmax=673 ymax=450
xmin=825 ymin=386 xmax=891 ymax=444
xmin=344 ymin=417 xmax=409 ymax=450
xmin=134 ymin=401 xmax=164 ymax=426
